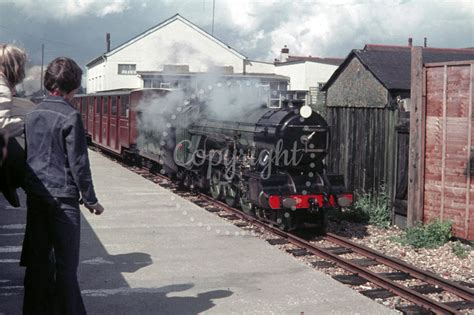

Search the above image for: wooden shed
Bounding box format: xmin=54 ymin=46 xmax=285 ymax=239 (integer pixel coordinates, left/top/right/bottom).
xmin=409 ymin=49 xmax=474 ymax=239
xmin=322 ymin=45 xmax=474 ymax=227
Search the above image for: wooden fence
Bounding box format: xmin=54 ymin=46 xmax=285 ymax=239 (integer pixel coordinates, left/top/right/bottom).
xmin=408 ymin=47 xmax=474 ymax=239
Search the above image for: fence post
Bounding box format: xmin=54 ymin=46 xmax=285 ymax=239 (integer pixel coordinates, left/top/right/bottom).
xmin=407 ymin=46 xmax=424 ymax=227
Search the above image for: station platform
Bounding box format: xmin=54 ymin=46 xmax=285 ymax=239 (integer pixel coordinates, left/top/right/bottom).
xmin=0 ymin=150 xmax=395 ymax=314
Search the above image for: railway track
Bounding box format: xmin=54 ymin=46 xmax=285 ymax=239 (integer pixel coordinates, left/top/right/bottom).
xmin=195 ymin=193 xmax=474 ymax=314
xmin=107 ymin=153 xmax=474 ymax=314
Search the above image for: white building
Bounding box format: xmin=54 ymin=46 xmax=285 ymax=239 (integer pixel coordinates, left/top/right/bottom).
xmin=86 ymin=14 xmax=276 ymax=93
xmin=274 ymin=46 xmax=343 ymax=109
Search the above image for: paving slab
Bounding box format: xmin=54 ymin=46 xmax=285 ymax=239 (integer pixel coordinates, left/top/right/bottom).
xmin=0 ymin=150 xmax=396 ymax=314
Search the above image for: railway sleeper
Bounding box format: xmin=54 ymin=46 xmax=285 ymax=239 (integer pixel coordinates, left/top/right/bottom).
xmin=444 ymin=300 xmax=474 ymax=311
xmin=193 ymin=200 xmax=209 ymax=207
xmin=205 ymin=207 xmax=221 ymax=213
xmin=311 ymin=260 xmax=335 ymax=269
xmin=218 ymin=214 xmax=239 ymax=220
xmin=332 ymin=274 xmax=368 ymax=286
xmin=325 ymin=246 xmax=353 ymax=255
xmin=349 ymin=258 xmax=380 ymax=267
xmin=286 ymin=248 xmax=314 ymax=257
xmin=361 ymin=284 xmax=444 ymax=299
xmin=395 ymin=304 xmax=432 ymax=314
xmin=378 ymin=272 xmax=413 ymax=281
xmin=334 ymin=272 xmax=413 ymax=288
xmin=266 ymin=238 xmax=289 ymax=245
xmin=456 ymin=281 xmax=474 ymax=288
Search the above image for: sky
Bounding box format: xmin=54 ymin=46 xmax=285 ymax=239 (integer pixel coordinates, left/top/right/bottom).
xmin=0 ymin=0 xmax=473 ymax=92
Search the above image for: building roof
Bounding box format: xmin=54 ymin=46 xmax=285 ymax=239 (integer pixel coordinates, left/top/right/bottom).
xmin=137 ymin=71 xmax=289 ymax=81
xmin=276 ymin=56 xmax=344 ymax=66
xmin=86 ymin=14 xmax=247 ymax=68
xmin=322 ymin=45 xmax=474 ymax=91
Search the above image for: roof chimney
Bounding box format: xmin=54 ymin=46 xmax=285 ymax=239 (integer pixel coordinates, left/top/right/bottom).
xmin=424 ymin=37 xmax=427 ymax=47
xmin=106 ymin=33 xmax=111 ymax=53
xmin=280 ymin=45 xmax=289 ymax=62
xmin=408 ymin=37 xmax=413 ymax=47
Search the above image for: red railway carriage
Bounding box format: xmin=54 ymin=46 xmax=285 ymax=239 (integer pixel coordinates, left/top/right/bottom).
xmin=73 ymin=88 xmax=169 ymax=155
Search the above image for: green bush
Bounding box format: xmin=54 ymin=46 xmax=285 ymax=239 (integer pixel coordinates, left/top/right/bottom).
xmin=451 ymin=241 xmax=471 ymax=259
xmin=350 ymin=189 xmax=391 ymax=228
xmin=399 ymin=220 xmax=452 ymax=249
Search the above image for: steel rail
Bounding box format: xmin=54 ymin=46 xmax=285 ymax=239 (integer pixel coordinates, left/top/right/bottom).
xmin=325 ymin=233 xmax=474 ymax=302
xmin=282 ymin=231 xmax=460 ymax=314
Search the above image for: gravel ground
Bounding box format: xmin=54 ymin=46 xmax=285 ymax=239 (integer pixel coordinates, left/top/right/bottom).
xmin=327 ymin=220 xmax=474 ymax=285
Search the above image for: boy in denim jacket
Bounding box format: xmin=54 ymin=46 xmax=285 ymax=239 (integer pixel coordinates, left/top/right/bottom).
xmin=22 ymin=57 xmax=104 ymax=314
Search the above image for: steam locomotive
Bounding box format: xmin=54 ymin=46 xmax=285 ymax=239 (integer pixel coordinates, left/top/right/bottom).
xmin=73 ymin=87 xmax=351 ymax=232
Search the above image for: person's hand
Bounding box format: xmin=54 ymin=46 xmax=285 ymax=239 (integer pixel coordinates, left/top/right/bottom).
xmin=85 ymin=202 xmax=104 ymax=215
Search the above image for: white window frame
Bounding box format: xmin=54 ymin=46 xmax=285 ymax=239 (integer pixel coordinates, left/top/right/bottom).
xmin=118 ymin=64 xmax=136 ymax=75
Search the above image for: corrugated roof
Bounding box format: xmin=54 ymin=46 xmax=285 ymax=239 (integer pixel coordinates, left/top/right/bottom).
xmin=323 ymin=45 xmax=474 ymax=91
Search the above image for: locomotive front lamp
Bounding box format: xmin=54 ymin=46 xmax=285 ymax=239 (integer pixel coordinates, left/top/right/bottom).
xmin=300 ymin=105 xmax=312 ymax=118
xmin=282 ymin=197 xmax=297 ymax=209
xmin=337 ymin=194 xmax=353 ymax=207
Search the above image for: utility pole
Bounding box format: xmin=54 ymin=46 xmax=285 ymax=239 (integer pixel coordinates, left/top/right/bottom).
xmin=40 ymin=43 xmax=44 ymax=95
xmin=212 ymin=0 xmax=215 ymax=35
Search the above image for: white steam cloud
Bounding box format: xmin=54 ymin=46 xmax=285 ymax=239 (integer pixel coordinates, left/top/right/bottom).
xmin=136 ymin=74 xmax=275 ymax=155
xmin=191 ymin=75 xmax=269 ymax=120
xmin=136 ymin=90 xmax=185 ymax=157
xmin=19 ymin=65 xmax=42 ymax=96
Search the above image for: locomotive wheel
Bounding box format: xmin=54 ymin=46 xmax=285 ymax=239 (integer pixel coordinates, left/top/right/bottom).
xmin=239 ymin=191 xmax=255 ymax=217
xmin=209 ymin=169 xmax=223 ymax=200
xmin=183 ymin=172 xmax=192 ymax=188
xmin=224 ymin=184 xmax=238 ymax=207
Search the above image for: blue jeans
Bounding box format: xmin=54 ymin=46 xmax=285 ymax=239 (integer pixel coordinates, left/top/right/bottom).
xmin=22 ymin=195 xmax=86 ymax=315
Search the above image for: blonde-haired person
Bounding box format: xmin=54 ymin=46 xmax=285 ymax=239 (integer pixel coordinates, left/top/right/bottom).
xmin=0 ymin=43 xmax=34 ymax=207
xmin=0 ymin=43 xmax=33 ymax=136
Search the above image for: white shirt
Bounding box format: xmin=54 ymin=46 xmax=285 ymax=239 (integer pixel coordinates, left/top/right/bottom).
xmin=0 ymin=76 xmax=34 ymax=137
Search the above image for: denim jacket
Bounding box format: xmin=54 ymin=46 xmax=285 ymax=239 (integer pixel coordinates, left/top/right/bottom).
xmin=25 ymin=95 xmax=98 ymax=206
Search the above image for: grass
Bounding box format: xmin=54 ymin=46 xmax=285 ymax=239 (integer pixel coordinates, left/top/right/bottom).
xmin=394 ymin=219 xmax=452 ymax=249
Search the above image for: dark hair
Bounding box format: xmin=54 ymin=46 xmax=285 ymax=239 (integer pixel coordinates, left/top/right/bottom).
xmin=44 ymin=57 xmax=82 ymax=94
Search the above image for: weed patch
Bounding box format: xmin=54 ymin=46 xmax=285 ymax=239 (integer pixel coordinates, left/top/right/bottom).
xmin=337 ymin=189 xmax=391 ymax=228
xmin=396 ymin=220 xmax=452 ymax=249
xmin=451 ymin=241 xmax=471 ymax=259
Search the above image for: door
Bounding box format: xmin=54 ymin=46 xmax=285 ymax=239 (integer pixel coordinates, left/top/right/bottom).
xmin=87 ymin=96 xmax=94 ymax=137
xmin=109 ymin=96 xmax=119 ymax=151
xmin=118 ymin=94 xmax=130 ymax=150
xmin=101 ymin=96 xmax=109 ymax=146
xmin=94 ymin=96 xmax=102 ymax=143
